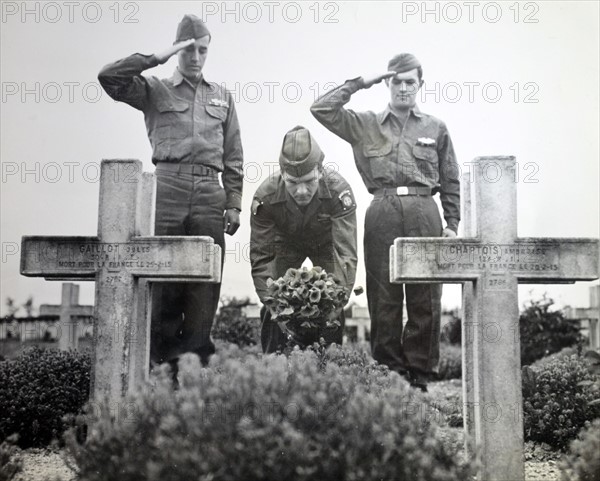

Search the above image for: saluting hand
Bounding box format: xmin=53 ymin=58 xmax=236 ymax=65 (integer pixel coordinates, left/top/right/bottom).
xmin=154 ymin=38 xmax=196 ymax=64
xmin=360 ymin=71 xmax=396 ymax=89
xmin=224 ymin=209 xmax=240 ymax=236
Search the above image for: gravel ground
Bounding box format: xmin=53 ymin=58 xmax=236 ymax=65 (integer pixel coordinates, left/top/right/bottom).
xmin=12 ymin=448 xmax=76 ymax=481
xmin=11 ymin=441 xmax=564 ymax=481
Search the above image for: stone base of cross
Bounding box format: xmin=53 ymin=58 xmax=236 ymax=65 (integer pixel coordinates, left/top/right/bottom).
xmin=389 ymin=156 xmax=599 ymax=481
xmin=21 ymin=159 xmax=222 ymax=407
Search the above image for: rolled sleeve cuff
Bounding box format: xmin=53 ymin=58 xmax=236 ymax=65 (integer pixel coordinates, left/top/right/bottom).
xmin=446 ymin=219 xmax=459 ymax=233
xmin=226 ymin=193 xmax=242 ymax=211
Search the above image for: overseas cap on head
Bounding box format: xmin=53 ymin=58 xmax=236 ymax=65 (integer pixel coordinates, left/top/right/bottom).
xmin=279 ymin=126 xmax=325 ymax=177
xmin=175 ymin=14 xmax=210 ymax=42
xmin=387 ymin=53 xmax=421 ymax=74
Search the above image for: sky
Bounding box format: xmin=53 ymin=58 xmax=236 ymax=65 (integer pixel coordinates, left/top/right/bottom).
xmin=1 ymin=0 xmax=599 ymax=316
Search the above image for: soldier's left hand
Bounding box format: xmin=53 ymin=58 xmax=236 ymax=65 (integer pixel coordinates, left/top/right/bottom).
xmin=442 ymin=228 xmax=457 ymax=238
xmin=223 ymin=209 xmax=240 ymax=235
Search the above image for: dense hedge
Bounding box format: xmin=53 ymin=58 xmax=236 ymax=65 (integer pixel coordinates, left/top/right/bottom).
xmin=212 ymin=298 xmax=260 ymax=347
xmin=0 ymin=347 xmax=90 ymax=448
xmin=436 ymin=343 xmax=462 ymax=380
xmin=519 ymin=297 xmax=582 ymax=366
xmin=66 ymin=344 xmax=473 ymax=481
xmin=523 ymin=355 xmax=600 ymax=450
xmin=0 ymin=436 xmax=22 ymax=481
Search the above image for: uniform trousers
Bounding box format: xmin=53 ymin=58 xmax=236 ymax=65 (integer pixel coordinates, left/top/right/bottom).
xmin=150 ymin=170 xmax=225 ymax=365
xmin=364 ymin=194 xmax=443 ymax=375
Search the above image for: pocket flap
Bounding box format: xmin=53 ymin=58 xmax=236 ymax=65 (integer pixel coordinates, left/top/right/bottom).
xmin=363 ymin=143 xmax=392 ymax=157
xmin=413 ymin=145 xmax=437 ymax=161
xmin=205 ymin=105 xmax=228 ymax=121
xmin=156 ymin=99 xmax=189 ymax=113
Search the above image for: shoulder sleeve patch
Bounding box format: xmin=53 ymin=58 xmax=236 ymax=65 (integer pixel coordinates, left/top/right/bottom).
xmin=251 ymin=198 xmax=263 ymax=216
xmin=338 ymin=189 xmax=355 ymax=211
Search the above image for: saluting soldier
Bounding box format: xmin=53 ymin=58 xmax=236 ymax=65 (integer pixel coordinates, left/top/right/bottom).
xmin=98 ymin=15 xmax=243 ymax=367
xmin=250 ymin=126 xmax=358 ymax=353
xmin=311 ymin=54 xmax=460 ymax=391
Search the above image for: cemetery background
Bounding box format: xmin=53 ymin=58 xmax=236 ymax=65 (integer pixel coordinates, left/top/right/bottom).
xmin=1 ymin=1 xmax=599 ymax=313
xmin=1 ymin=2 xmax=599 ymax=481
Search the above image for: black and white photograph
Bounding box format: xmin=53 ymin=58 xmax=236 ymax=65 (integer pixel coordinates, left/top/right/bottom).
xmin=1 ymin=1 xmax=599 ymax=480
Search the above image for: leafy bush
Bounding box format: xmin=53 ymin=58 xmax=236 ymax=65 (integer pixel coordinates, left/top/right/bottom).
xmin=530 ymin=346 xmax=579 ymax=371
xmin=212 ymin=297 xmax=260 ymax=347
xmin=67 ymin=344 xmax=473 ymax=481
xmin=0 ymin=436 xmax=22 ymax=481
xmin=436 ymin=343 xmax=462 ymax=380
xmin=0 ymin=347 xmax=90 ymax=448
xmin=523 ymin=354 xmax=600 ymax=450
xmin=440 ymin=313 xmax=461 ymax=345
xmin=560 ymin=418 xmax=600 ymax=481
xmin=519 ymin=296 xmax=583 ymax=366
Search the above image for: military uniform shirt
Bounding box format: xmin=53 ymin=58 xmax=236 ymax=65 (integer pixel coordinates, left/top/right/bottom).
xmin=98 ymin=53 xmax=243 ymax=210
xmin=311 ymin=78 xmax=460 ymax=231
xmin=250 ymin=170 xmax=358 ymax=301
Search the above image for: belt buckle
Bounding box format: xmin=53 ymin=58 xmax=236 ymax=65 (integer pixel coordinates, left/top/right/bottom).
xmin=396 ymin=186 xmax=409 ymax=196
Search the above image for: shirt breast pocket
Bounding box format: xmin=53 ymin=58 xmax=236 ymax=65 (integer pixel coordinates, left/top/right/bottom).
xmin=154 ymin=99 xmax=190 ymax=140
xmin=363 ymin=143 xmax=394 ymax=181
xmin=412 ymin=145 xmax=439 ymax=182
xmin=204 ymin=105 xmax=228 ymax=145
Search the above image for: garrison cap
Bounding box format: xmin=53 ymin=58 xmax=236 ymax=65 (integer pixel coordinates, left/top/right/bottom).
xmin=175 ymin=14 xmax=210 ymax=42
xmin=279 ymin=126 xmax=324 ymax=177
xmin=387 ymin=53 xmax=421 ymax=74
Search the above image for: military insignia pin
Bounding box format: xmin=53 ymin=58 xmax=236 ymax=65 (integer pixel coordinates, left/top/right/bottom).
xmin=417 ymin=137 xmax=436 ymax=146
xmin=209 ymin=98 xmax=228 ymax=107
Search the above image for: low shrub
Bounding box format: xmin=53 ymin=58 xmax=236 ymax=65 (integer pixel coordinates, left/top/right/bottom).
xmin=0 ymin=347 xmax=90 ymax=448
xmin=212 ymin=298 xmax=260 ymax=347
xmin=519 ymin=296 xmax=582 ymax=366
xmin=523 ymin=354 xmax=600 ymax=450
xmin=67 ymin=344 xmax=473 ymax=481
xmin=440 ymin=313 xmax=461 ymax=345
xmin=0 ymin=436 xmax=22 ymax=481
xmin=560 ymin=418 xmax=600 ymax=481
xmin=436 ymin=343 xmax=462 ymax=380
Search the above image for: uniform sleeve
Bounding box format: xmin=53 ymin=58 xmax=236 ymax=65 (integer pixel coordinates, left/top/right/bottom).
xmin=437 ymin=122 xmax=460 ymax=232
xmin=310 ymin=78 xmax=365 ymax=145
xmin=98 ymin=53 xmax=159 ymax=111
xmin=250 ymin=200 xmax=282 ymax=301
xmin=330 ymin=187 xmax=358 ymax=293
xmin=222 ymin=92 xmax=244 ymax=211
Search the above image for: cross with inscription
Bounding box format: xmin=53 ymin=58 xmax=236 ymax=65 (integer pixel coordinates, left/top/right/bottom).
xmin=21 ymin=159 xmax=221 ymax=406
xmin=38 ymin=283 xmax=93 ymax=350
xmin=390 ymin=156 xmax=599 ymax=481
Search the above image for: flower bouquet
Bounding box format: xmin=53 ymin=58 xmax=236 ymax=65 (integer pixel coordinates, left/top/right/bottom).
xmin=263 ymin=266 xmax=350 ymax=348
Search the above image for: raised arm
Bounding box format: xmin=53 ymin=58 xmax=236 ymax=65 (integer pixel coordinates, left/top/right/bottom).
xmin=310 ymin=72 xmax=395 ymax=144
xmin=98 ymin=39 xmax=195 ymax=111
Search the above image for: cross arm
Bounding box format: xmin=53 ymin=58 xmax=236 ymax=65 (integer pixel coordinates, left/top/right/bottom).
xmin=390 ymin=237 xmax=599 ymax=284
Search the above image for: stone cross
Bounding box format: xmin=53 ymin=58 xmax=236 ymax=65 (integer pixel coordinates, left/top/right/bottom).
xmin=38 ymin=283 xmax=93 ymax=350
xmin=389 ymin=156 xmax=599 ymax=481
xmin=21 ymin=159 xmax=221 ymax=406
